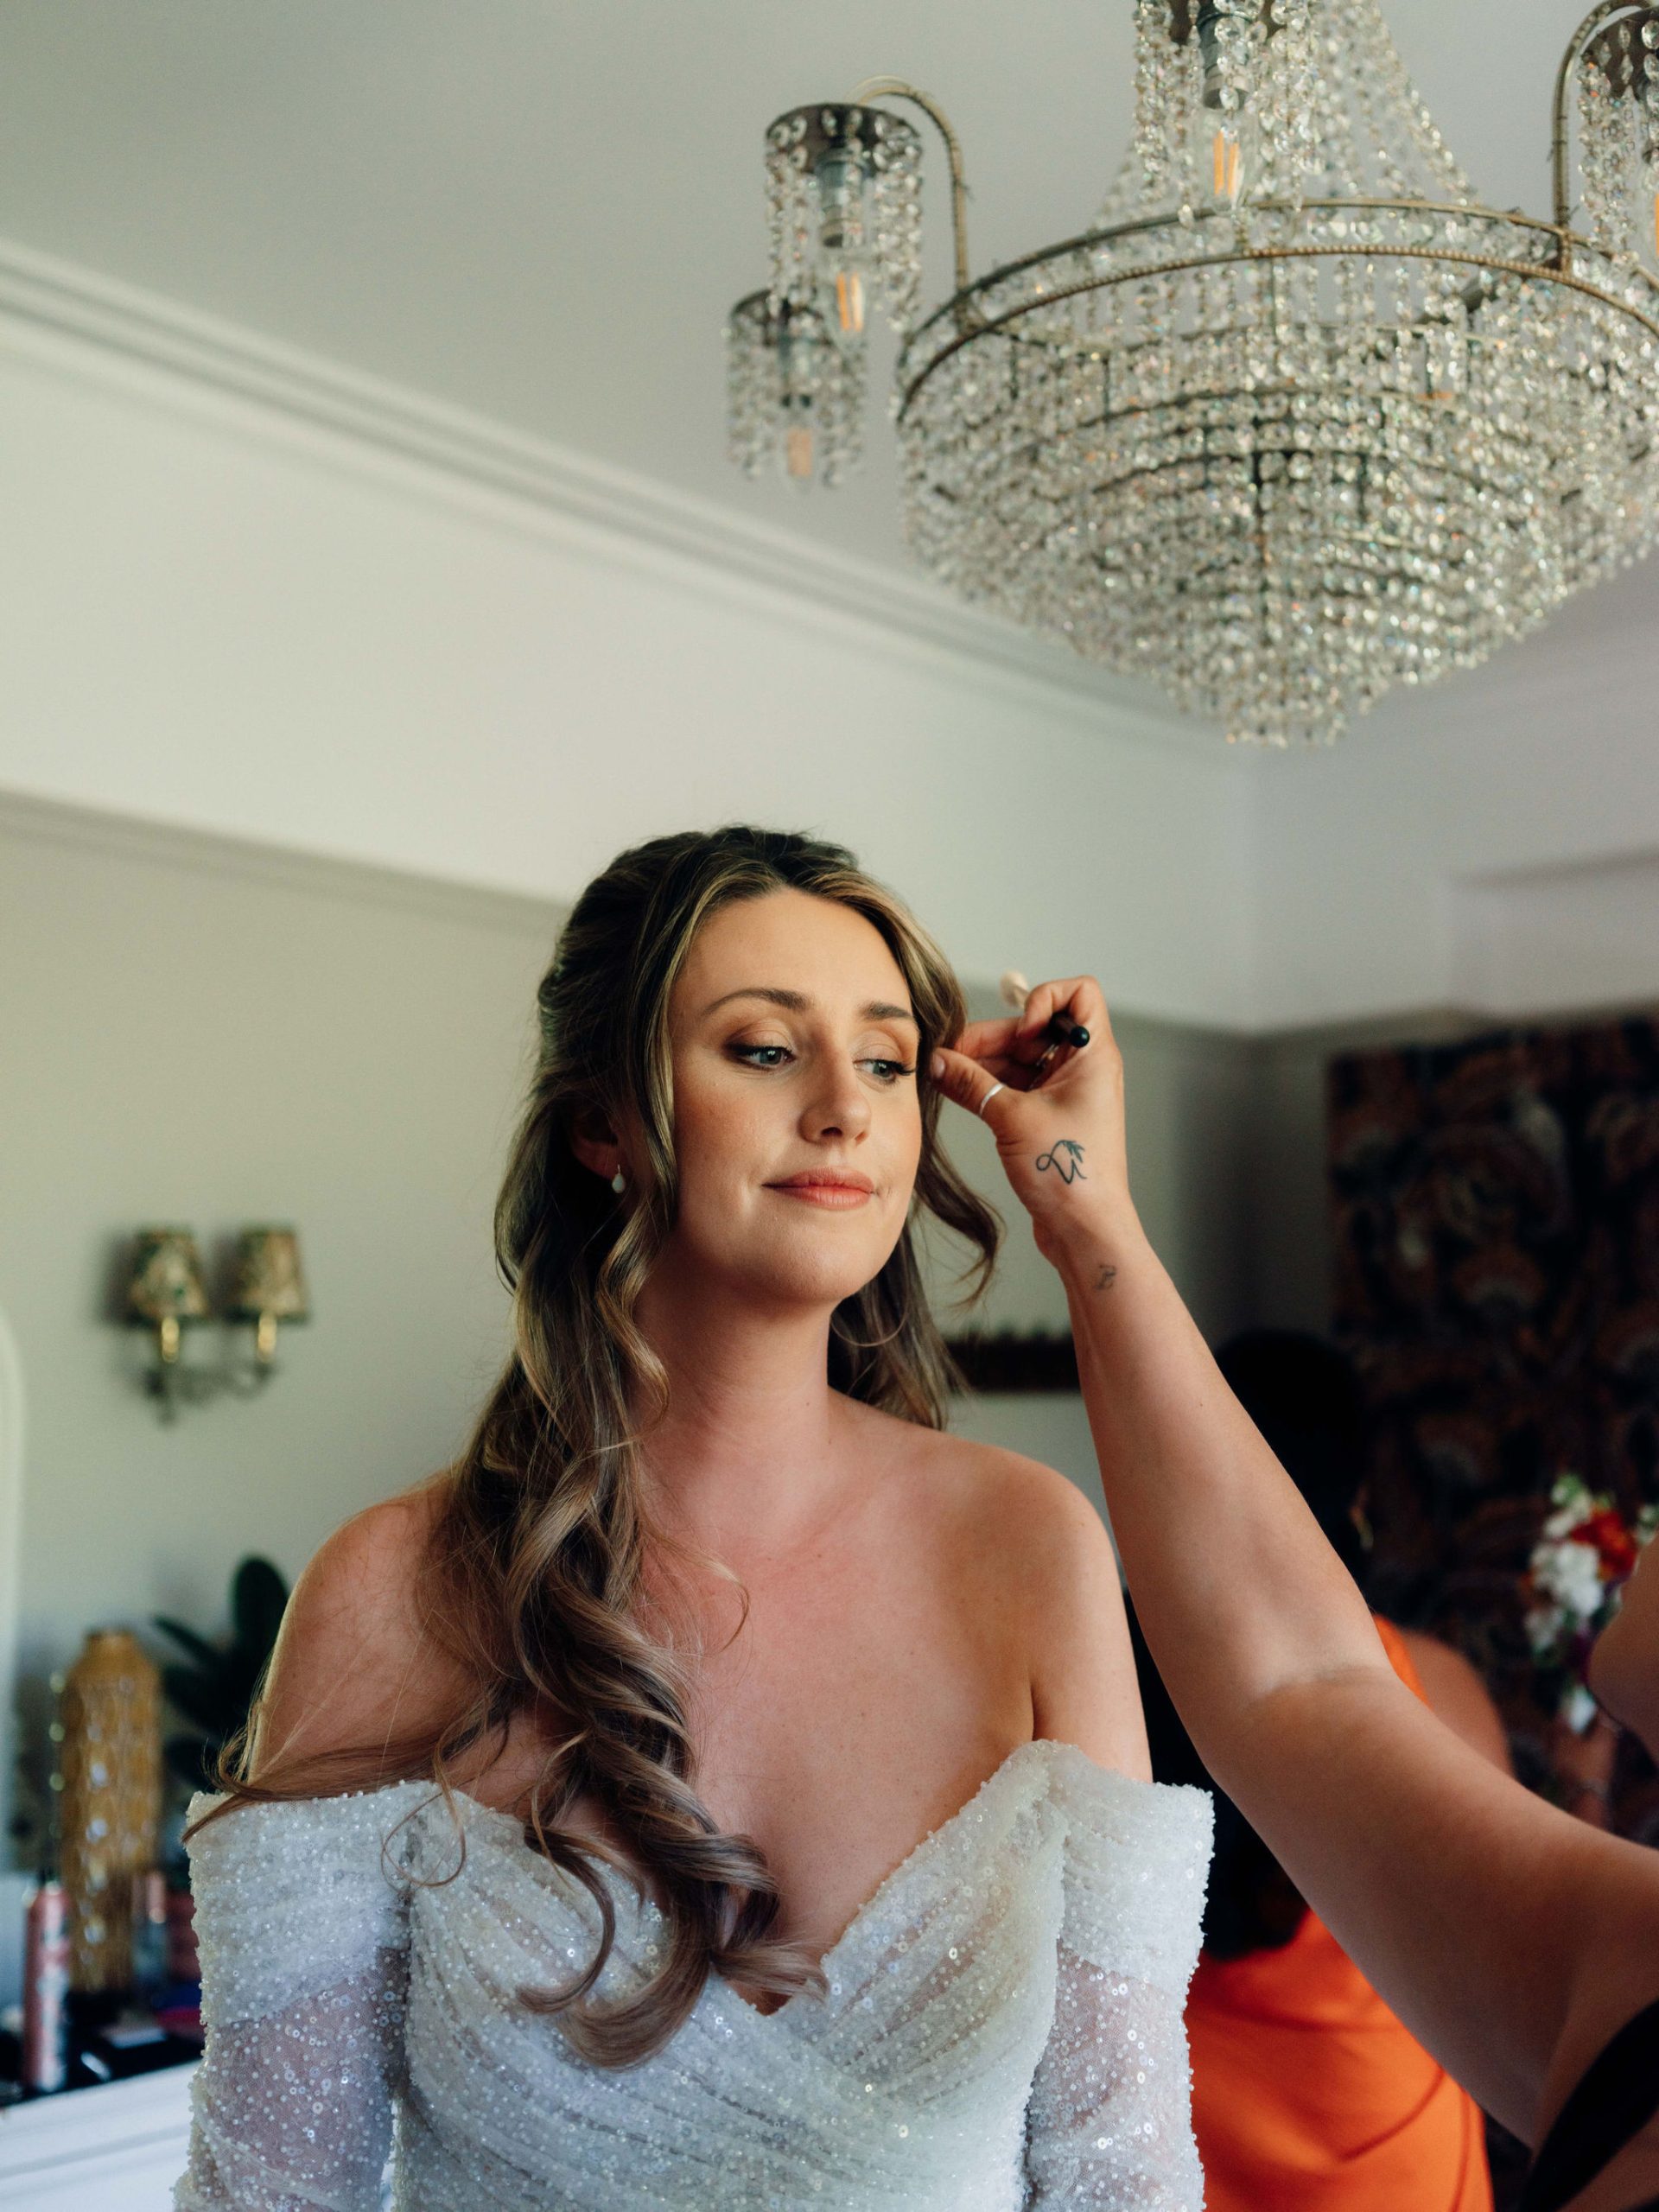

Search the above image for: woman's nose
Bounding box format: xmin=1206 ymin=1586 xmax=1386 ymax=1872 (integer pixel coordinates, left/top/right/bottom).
xmin=803 ymin=1061 xmax=872 ymax=1141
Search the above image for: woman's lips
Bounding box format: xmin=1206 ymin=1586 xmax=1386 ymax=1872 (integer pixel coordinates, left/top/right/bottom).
xmin=767 ymin=1176 xmax=875 ymax=1209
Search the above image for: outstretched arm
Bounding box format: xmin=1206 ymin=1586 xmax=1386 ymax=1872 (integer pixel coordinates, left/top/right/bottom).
xmin=931 ymin=982 xmax=1659 ymax=2145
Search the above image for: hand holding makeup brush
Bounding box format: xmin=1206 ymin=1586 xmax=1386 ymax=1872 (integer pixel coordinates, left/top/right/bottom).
xmin=998 ymin=970 xmax=1090 ymax=1076
xmin=929 ymin=972 xmax=1133 ymax=1260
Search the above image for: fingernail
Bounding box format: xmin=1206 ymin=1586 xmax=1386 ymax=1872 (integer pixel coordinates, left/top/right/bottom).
xmin=930 ymin=1052 xmax=945 ymax=1079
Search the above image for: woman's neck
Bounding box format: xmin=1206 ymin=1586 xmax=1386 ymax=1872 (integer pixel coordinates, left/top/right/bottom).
xmin=632 ymin=1277 xmax=852 ymax=1561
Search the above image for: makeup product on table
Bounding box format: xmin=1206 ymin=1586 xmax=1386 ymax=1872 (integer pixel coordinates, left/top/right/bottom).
xmin=130 ymin=1870 xmax=169 ymax=2005
xmin=22 ymin=1878 xmax=69 ymax=2094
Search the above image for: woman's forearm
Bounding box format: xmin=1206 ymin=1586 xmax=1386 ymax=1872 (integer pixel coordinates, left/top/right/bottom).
xmin=932 ymin=994 xmax=1652 ymax=2139
xmin=1046 ymin=1195 xmax=1577 ymax=2128
xmin=1050 ymin=1196 xmax=1389 ymax=1768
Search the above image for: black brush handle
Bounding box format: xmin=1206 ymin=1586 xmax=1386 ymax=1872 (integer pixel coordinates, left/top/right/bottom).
xmin=1044 ymin=1014 xmax=1090 ymax=1050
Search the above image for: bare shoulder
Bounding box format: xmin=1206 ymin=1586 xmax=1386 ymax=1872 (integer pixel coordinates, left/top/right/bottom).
xmin=890 ymin=1418 xmax=1148 ymax=1777
xmin=944 ymin=1432 xmax=1116 ymax=1591
xmin=251 ymin=1480 xmax=458 ymax=1779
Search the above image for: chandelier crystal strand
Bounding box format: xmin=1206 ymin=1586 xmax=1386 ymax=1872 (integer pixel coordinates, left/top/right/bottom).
xmin=1257 ymin=0 xmax=1319 ymax=207
xmin=726 ymin=292 xmax=864 ymax=487
xmin=1580 ymin=49 xmax=1635 ymax=251
xmin=868 ymin=118 xmax=925 ymax=330
xmin=765 ymin=105 xmax=923 ymax=339
xmin=1576 ymin=12 xmax=1659 ymax=264
xmin=1133 ymin=0 xmax=1179 ymax=205
xmin=730 ymin=2 xmax=1659 ymax=743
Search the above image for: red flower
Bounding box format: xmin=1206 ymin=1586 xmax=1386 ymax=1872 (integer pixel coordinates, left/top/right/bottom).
xmin=1569 ymin=1509 xmax=1639 ymax=1580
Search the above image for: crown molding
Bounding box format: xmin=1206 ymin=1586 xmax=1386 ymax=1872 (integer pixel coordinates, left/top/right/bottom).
xmin=0 ymin=238 xmax=1217 ymax=756
xmin=0 ymin=785 xmax=565 ymax=941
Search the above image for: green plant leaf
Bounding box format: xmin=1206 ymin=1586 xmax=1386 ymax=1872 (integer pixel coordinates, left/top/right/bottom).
xmin=231 ymin=1556 xmax=289 ymax=1659
xmin=152 ymin=1616 xmax=222 ymax=1672
xmin=165 ymin=1732 xmax=216 ymax=1790
xmin=161 ymin=1666 xmax=238 ymax=1737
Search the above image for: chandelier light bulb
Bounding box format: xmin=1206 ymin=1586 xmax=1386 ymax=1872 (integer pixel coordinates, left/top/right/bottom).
xmin=1213 ymin=129 xmax=1236 ymax=200
xmin=727 ymin=2 xmax=1659 ymax=744
xmin=783 ymin=422 xmax=816 ymax=483
xmin=813 ymin=148 xmax=872 ymax=338
xmin=777 ymin=323 xmax=823 ymax=483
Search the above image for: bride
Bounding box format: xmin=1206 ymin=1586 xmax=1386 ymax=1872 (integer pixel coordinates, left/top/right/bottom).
xmin=175 ymin=825 xmax=1211 ymax=2211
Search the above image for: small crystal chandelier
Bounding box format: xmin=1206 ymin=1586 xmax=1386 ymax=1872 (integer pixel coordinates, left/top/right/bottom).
xmin=727 ymin=5 xmax=1659 ymax=745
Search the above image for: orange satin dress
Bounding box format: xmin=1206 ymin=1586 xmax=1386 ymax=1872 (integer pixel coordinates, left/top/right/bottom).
xmin=1185 ymin=1618 xmax=1493 ymax=2212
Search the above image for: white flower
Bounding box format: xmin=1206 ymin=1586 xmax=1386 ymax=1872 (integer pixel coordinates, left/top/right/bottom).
xmin=1542 ymin=1475 xmax=1595 ymax=1544
xmin=1525 ymin=1601 xmax=1567 ymax=1655
xmin=1532 ymin=1537 xmax=1605 ymax=1624
xmin=1560 ymin=1682 xmax=1599 ymax=1733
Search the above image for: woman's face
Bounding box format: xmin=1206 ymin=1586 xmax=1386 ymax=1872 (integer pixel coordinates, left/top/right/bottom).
xmin=652 ymin=887 xmax=925 ymax=1314
xmin=1588 ymin=1539 xmax=1659 ymax=1760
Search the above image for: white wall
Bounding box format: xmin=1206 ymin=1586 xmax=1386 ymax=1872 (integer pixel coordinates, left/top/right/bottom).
xmin=0 ymin=283 xmax=1252 ymax=1033
xmin=0 ymin=800 xmax=554 ymax=1695
xmin=1245 ymin=558 xmax=1659 ymax=1029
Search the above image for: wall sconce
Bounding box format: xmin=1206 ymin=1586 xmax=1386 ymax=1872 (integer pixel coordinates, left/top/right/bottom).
xmin=124 ymin=1224 xmax=310 ymax=1421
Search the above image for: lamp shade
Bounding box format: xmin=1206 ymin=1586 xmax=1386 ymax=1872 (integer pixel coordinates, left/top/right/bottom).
xmin=125 ymin=1228 xmax=211 ymax=1325
xmin=226 ymin=1226 xmax=309 ymax=1324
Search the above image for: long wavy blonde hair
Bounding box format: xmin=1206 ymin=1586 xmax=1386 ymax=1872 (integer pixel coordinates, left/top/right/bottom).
xmin=212 ymin=825 xmax=1001 ymax=2065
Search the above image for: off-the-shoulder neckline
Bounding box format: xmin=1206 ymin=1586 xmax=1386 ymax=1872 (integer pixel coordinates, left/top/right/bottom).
xmin=189 ymin=1742 xmax=1207 ymax=2027
xmin=443 ymin=1740 xmax=1204 ymax=2024
xmin=194 ymin=1734 xmax=1198 ymax=1833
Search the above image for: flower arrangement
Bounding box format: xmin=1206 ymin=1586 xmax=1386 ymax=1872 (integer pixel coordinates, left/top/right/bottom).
xmin=1525 ymin=1476 xmax=1659 ymax=1732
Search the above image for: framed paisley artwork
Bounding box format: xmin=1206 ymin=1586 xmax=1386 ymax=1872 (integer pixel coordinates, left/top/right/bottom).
xmin=1328 ymin=1014 xmax=1659 ymax=1834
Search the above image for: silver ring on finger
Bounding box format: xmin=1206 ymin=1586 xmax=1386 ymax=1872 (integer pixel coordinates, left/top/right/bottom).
xmin=977 ymin=1082 xmax=1005 ymax=1121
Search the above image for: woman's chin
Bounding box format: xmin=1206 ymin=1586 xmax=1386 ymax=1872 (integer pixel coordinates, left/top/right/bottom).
xmin=762 ymin=1253 xmax=887 ymax=1311
xmin=733 ymin=1231 xmax=893 ymax=1313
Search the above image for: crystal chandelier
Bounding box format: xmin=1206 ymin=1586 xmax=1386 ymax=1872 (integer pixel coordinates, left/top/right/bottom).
xmin=727 ymin=4 xmax=1659 ymax=744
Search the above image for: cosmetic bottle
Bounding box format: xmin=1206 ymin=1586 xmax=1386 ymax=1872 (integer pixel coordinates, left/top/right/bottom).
xmin=130 ymin=1869 xmax=169 ymax=2005
xmin=22 ymin=1876 xmax=69 ymax=2094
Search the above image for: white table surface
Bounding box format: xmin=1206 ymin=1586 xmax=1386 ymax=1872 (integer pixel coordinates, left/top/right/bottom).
xmin=0 ymin=2062 xmax=196 ymax=2211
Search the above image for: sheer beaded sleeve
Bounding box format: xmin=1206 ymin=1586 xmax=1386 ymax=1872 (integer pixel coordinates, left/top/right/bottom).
xmin=1023 ymin=1751 xmax=1211 ymax=2209
xmin=174 ymin=1784 xmax=426 ymax=2212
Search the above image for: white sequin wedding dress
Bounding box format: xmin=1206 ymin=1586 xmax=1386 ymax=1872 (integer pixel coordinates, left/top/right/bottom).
xmin=174 ymin=1739 xmax=1211 ymax=2210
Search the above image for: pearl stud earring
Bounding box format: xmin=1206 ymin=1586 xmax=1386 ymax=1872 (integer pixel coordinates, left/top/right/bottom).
xmin=611 ymin=1168 xmax=626 ymax=1195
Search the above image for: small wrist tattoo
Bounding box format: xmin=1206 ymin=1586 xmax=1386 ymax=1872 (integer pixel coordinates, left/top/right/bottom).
xmin=1094 ymin=1264 xmax=1118 ymax=1291
xmin=1034 ymin=1139 xmax=1086 ymax=1185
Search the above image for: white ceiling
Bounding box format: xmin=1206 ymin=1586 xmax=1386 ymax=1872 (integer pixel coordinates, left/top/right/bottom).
xmin=0 ymin=0 xmax=1591 ymax=586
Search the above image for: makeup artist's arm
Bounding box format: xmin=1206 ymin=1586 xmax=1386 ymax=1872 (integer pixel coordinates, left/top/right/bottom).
xmin=931 ymin=981 xmax=1659 ymax=2150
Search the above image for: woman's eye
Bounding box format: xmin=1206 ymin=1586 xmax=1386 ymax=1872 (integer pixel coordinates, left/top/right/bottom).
xmin=728 ymin=1044 xmax=913 ymax=1083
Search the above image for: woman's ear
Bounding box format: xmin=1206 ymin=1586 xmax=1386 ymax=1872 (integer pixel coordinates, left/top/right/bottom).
xmin=568 ymin=1105 xmax=625 ymax=1188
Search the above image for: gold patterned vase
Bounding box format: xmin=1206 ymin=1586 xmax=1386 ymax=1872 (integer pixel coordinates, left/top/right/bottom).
xmin=59 ymin=1629 xmax=162 ymax=1993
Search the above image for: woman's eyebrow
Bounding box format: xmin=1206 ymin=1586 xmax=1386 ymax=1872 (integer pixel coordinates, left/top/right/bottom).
xmin=700 ymin=986 xmax=917 ymax=1025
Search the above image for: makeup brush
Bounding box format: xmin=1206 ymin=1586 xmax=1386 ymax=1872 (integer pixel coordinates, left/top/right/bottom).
xmin=998 ymin=970 xmax=1090 ymax=1052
